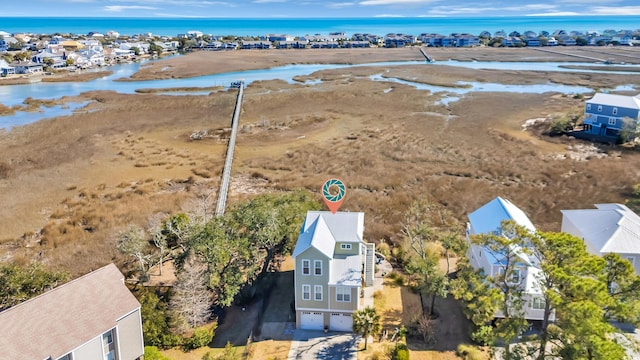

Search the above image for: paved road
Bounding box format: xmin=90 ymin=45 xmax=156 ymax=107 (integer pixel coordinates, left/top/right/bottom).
xmin=287 ymin=330 xmax=359 ymax=360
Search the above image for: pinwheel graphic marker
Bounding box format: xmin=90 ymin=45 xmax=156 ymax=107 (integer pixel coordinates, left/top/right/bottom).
xmin=322 ymin=178 xmax=346 ymax=214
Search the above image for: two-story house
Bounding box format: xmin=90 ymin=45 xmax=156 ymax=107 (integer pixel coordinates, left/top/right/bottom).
xmin=0 ymin=263 xmax=144 ymax=360
xmin=292 ymin=211 xmax=375 ymax=332
xmin=466 ymin=197 xmax=553 ymax=322
xmin=561 ymin=203 xmax=640 ymax=274
xmin=581 ymin=93 xmax=640 ymax=140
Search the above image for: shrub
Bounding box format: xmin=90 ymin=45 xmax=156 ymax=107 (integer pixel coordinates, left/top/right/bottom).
xmin=388 ymin=271 xmax=405 ymax=286
xmin=211 ymin=341 xmax=237 ymax=360
xmin=456 ymin=344 xmax=484 ymax=360
xmin=548 ymin=117 xmax=573 ymax=136
xmin=143 ymin=346 xmax=170 ymax=360
xmin=377 ymin=242 xmax=391 ymax=257
xmin=471 ymin=325 xmax=493 ymax=346
xmin=394 ymin=343 xmax=410 ymax=360
xmin=183 ymin=326 xmax=213 ymax=351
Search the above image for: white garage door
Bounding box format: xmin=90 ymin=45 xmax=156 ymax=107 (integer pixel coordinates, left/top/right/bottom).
xmin=300 ymin=312 xmax=324 ymax=330
xmin=329 ymin=313 xmax=353 ymax=332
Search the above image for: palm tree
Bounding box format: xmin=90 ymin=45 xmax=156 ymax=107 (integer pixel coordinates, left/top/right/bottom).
xmin=352 ymin=306 xmax=381 ymax=350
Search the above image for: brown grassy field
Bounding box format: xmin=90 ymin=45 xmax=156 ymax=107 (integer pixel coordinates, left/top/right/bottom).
xmin=1 ymin=47 xmax=640 ymax=279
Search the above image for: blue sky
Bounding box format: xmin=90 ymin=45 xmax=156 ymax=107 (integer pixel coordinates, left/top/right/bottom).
xmin=4 ymin=0 xmax=640 ymax=18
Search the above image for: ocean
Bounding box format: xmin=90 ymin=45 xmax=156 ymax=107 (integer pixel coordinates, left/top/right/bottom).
xmin=1 ymin=16 xmax=639 ymax=38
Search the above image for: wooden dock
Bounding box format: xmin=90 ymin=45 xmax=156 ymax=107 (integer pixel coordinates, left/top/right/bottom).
xmin=419 ymin=47 xmax=434 ymax=62
xmin=215 ymin=81 xmax=244 ymax=217
xmin=532 ymin=48 xmax=607 ymax=63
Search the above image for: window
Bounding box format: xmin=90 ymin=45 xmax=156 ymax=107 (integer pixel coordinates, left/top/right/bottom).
xmin=57 ymin=354 xmax=73 ymax=360
xmin=336 ymin=287 xmax=351 ymax=302
xmin=302 ymin=259 xmax=310 ymax=275
xmin=102 ymin=330 xmax=115 ymax=360
xmin=498 ymin=267 xmax=520 ymax=283
xmin=340 ymin=243 xmax=352 ymax=250
xmin=613 ymin=107 xmax=618 ymax=115
xmin=608 ymin=118 xmax=616 ymax=125
xmin=586 ymin=104 xmax=591 ymax=111
xmin=531 ymin=297 xmax=545 ymax=310
xmin=597 ymin=105 xmax=603 ymax=112
xmin=103 ymin=331 xmax=113 ymax=346
xmin=628 ymin=256 xmax=635 ymax=267
xmin=314 ymin=260 xmax=322 ymax=276
xmin=302 ymin=284 xmax=311 ymax=300
xmin=510 ymin=269 xmax=521 ymax=283
xmin=314 ymin=285 xmax=323 ymax=301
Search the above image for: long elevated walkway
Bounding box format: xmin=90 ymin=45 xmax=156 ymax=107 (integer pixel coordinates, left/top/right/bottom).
xmin=215 ymin=81 xmax=244 ymax=217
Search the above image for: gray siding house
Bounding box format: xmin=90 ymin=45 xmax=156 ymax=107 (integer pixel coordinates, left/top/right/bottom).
xmin=582 ymin=93 xmax=640 ymax=140
xmin=292 ymin=211 xmax=375 ymax=332
xmin=0 ymin=263 xmax=144 ymax=360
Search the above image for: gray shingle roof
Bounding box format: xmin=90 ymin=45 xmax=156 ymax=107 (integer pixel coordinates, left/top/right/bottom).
xmin=0 ymin=263 xmax=141 ymax=360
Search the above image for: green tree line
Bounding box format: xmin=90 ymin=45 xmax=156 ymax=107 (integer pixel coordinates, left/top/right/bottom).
xmin=118 ymin=190 xmax=319 ymax=348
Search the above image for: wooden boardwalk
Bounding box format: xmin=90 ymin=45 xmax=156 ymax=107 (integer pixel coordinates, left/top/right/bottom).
xmin=215 ymin=81 xmax=244 ymax=217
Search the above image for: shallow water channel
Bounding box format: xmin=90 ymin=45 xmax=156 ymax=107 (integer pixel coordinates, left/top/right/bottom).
xmin=1 ymin=59 xmax=638 ymax=129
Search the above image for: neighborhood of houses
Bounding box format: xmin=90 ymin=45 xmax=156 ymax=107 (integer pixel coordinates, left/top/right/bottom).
xmin=1 ymin=27 xmax=640 ymax=76
xmin=467 ymin=197 xmax=640 ymax=324
xmin=1 ymin=196 xmax=637 ymax=359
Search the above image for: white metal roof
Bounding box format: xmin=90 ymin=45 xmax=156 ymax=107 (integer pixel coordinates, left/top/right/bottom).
xmin=586 ymin=93 xmax=640 ymax=110
xmin=468 ymin=196 xmax=536 ymax=235
xmin=468 ymin=197 xmax=542 ymax=295
xmin=303 ymin=211 xmax=364 ymax=243
xmin=329 ymin=254 xmax=363 ymax=286
xmin=292 ymin=211 xmax=365 ymax=259
xmin=562 ymin=203 xmax=640 ymax=255
xmin=292 ymin=215 xmax=335 ymax=259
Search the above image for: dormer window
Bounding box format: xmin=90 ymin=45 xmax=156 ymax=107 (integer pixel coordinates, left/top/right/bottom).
xmin=340 ymin=243 xmax=352 ymax=250
xmin=613 ymin=107 xmax=618 ymax=115
xmin=597 ymin=105 xmax=603 ymax=112
xmin=586 ymin=104 xmax=591 ymax=111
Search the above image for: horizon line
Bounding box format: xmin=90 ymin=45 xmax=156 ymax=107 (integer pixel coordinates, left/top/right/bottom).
xmin=2 ymin=14 xmax=640 ymax=19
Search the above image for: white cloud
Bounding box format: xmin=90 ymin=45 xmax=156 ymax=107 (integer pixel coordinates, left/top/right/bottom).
xmin=327 ymin=2 xmax=356 ymax=8
xmin=373 ymin=13 xmax=406 ymax=17
xmin=428 ymin=6 xmax=496 ymax=15
xmin=556 ymin=0 xmax=619 ymax=3
xmin=360 ymin=0 xmax=437 ymax=5
xmin=104 ymin=5 xmax=158 ymax=11
xmin=590 ymin=6 xmax=640 ymax=14
xmin=110 ymin=0 xmax=229 ymax=5
xmin=518 ymin=4 xmax=556 ymax=10
xmin=252 ymin=0 xmax=288 ymax=3
xmin=526 ymin=11 xmax=581 ymax=16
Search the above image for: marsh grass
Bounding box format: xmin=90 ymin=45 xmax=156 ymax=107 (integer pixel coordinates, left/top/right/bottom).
xmin=2 ymin=59 xmax=639 ymax=276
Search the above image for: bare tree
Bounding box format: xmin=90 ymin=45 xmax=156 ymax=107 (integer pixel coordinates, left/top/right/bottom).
xmin=116 ymin=225 xmax=154 ymax=283
xmin=148 ymin=213 xmax=169 ymax=276
xmin=170 ymin=254 xmax=213 ymax=333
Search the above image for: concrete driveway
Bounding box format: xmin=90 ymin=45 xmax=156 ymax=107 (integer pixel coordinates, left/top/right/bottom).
xmin=287 ymin=330 xmax=359 ymax=360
